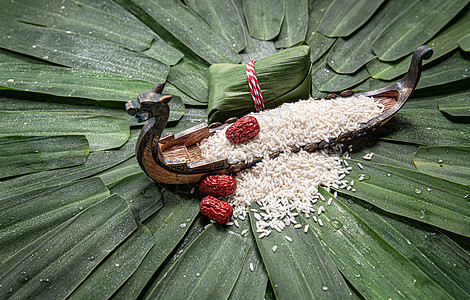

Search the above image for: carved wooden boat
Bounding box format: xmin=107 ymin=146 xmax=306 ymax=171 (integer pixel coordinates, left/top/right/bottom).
xmin=126 ymin=46 xmax=433 ymax=185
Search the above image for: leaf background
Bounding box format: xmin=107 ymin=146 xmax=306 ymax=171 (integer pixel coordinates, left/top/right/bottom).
xmin=0 ymin=0 xmax=469 ymax=299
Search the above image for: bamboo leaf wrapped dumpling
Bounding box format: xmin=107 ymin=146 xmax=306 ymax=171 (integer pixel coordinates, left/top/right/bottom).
xmin=208 ymin=46 xmax=312 ymax=124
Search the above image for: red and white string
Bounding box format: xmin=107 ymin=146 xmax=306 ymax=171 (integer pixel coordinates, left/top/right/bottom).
xmin=245 ymin=60 xmax=265 ymax=112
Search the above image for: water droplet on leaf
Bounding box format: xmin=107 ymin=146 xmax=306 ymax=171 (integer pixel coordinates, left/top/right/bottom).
xmin=329 ymin=219 xmax=343 ymax=230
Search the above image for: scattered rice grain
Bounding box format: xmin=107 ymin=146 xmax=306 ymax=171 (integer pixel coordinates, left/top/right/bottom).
xmin=197 ymin=95 xmax=383 ymax=235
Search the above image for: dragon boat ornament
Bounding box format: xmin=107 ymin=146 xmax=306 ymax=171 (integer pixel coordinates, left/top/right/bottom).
xmin=126 ymin=46 xmax=433 ymax=185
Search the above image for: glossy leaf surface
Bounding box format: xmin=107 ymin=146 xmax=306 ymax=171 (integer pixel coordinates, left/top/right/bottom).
xmin=0 ymin=177 xmax=109 ymax=263
xmin=367 ymin=8 xmax=470 ymax=80
xmin=414 ymin=146 xmax=470 ymax=186
xmin=186 ymin=0 xmax=247 ymax=53
xmin=438 ymin=91 xmax=470 ymax=116
xmin=112 ymin=189 xmax=200 ymax=299
xmin=311 ymin=188 xmax=451 ymax=299
xmin=0 ymin=135 xmax=89 ymax=179
xmin=0 ymin=111 xmax=130 ymax=151
xmin=372 ymin=0 xmax=469 ymax=61
xmin=145 ymin=224 xmax=249 ymax=300
xmin=0 ymin=130 xmax=138 ymax=200
xmin=243 ymin=0 xmax=284 ymax=40
xmin=274 ymin=0 xmax=308 ymax=48
xmin=338 ymin=194 xmax=470 ymax=300
xmin=340 ymin=159 xmax=470 ymax=237
xmin=249 ymin=205 xmax=351 ymax=299
xmin=318 ymin=0 xmax=384 ymax=37
xmin=0 ymin=194 xmax=137 ymax=299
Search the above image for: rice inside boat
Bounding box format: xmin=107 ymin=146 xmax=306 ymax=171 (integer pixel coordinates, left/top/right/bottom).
xmin=125 ymin=46 xmax=433 ymax=185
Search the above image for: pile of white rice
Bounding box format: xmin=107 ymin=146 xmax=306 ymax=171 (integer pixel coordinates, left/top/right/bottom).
xmin=199 ymin=95 xmax=383 ymax=235
xmin=200 ymin=95 xmax=384 ymax=164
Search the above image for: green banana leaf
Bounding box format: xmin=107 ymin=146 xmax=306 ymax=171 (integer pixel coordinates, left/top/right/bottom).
xmin=377 ymin=108 xmax=470 ymax=146
xmin=113 ymin=0 xmax=240 ymax=64
xmin=144 ymin=224 xmax=249 ymax=299
xmin=0 ymin=129 xmax=139 ymax=200
xmin=68 ymin=226 xmax=155 ymax=299
xmin=312 ymin=62 xmax=370 ymax=92
xmin=413 ymin=146 xmax=470 ymax=186
xmin=273 ymin=0 xmax=308 ymax=49
xmin=249 ymin=204 xmax=352 ymax=299
xmin=366 ymin=7 xmax=470 ymax=80
xmin=167 ymin=58 xmax=210 ymax=103
xmin=0 ymin=48 xmax=49 ymax=65
xmin=312 ymin=187 xmax=451 ymax=299
xmin=0 ymin=20 xmax=169 ymax=83
xmin=338 ymin=194 xmax=470 ymax=299
xmin=240 ymin=38 xmax=277 ymax=64
xmin=93 ymin=157 xmax=140 ymax=186
xmin=326 ymin=0 xmax=416 ymax=74
xmin=228 ymin=218 xmax=269 ymax=300
xmin=372 ymin=0 xmax=468 ymax=61
xmin=136 ymin=216 xmax=211 ymax=299
xmin=305 ymin=0 xmax=336 ymax=63
xmin=0 ymin=177 xmax=109 ymax=263
xmin=416 ymin=51 xmax=470 ymax=89
xmin=340 ymin=159 xmax=470 ymax=237
xmin=347 ymin=136 xmax=418 ymax=169
xmin=0 ymin=194 xmax=137 ymax=299
xmin=186 ymin=0 xmax=247 ymax=53
xmin=318 ymin=0 xmax=384 ymax=37
xmin=242 ymin=0 xmax=284 ymax=41
xmin=460 ymin=34 xmax=470 ymax=51
xmin=4 ymin=0 xmax=153 ymax=52
xmin=109 ymin=172 xmax=164 ymax=223
xmin=438 ymin=91 xmax=470 ymax=116
xmin=0 ymin=110 xmax=130 ymax=151
xmin=0 ymin=63 xmax=155 ymax=101
xmin=112 ymin=189 xmax=200 ymax=299
xmin=163 ymin=82 xmax=206 ymax=106
xmin=0 ymin=135 xmax=89 ymax=179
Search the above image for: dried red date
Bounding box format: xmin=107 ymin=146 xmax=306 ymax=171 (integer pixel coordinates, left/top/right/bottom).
xmin=199 ymin=196 xmax=233 ymax=224
xmin=199 ymin=174 xmax=236 ymax=197
xmin=225 ymin=116 xmax=260 ymax=144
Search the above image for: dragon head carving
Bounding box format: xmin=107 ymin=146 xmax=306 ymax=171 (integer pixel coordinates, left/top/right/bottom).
xmin=125 ymin=82 xmax=172 ymax=123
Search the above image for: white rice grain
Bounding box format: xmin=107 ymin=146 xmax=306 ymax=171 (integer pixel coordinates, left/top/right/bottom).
xmin=200 ymin=95 xmax=383 ymax=165
xmin=196 ymin=95 xmax=383 ymax=235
